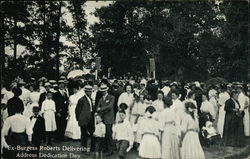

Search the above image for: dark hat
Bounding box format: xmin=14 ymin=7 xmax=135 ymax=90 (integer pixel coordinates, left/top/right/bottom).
xmin=33 ymin=106 xmax=40 ymax=112
xmin=119 ymin=103 xmax=128 ymax=110
xmin=185 ymin=102 xmax=196 ymax=109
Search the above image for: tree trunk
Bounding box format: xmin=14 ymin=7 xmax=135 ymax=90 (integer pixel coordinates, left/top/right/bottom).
xmin=55 ymin=1 xmax=62 ymax=80
xmin=0 ymin=3 xmax=5 ymax=72
xmin=13 ymin=16 xmax=17 ymax=60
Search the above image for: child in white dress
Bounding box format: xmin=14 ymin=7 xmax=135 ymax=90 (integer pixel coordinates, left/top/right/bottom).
xmin=41 ymin=92 xmax=57 ymax=145
xmin=180 ymin=102 xmax=205 ymax=159
xmin=138 ymin=106 xmax=161 ymax=159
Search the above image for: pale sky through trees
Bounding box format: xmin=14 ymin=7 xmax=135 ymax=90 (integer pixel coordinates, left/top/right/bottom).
xmin=5 ymin=1 xmax=112 ymax=57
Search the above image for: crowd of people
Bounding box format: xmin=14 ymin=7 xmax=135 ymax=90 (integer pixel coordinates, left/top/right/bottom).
xmin=1 ymin=74 xmax=250 ymax=159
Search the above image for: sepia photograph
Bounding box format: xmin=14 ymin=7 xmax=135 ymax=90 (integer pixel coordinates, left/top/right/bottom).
xmin=1 ymin=0 xmax=249 ymax=159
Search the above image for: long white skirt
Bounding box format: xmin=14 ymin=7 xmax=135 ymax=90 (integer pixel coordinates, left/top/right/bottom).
xmin=162 ymin=129 xmax=180 ymax=159
xmin=181 ymin=131 xmax=205 ymax=159
xmin=44 ymin=110 xmax=57 ymax=132
xmin=217 ymin=105 xmax=225 ymax=137
xmin=243 ymin=108 xmax=250 ymax=136
xmin=65 ymin=115 xmax=81 ymax=139
xmin=139 ymin=134 xmax=161 ymax=159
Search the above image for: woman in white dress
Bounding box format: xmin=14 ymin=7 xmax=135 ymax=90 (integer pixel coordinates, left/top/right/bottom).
xmin=217 ymin=86 xmax=230 ymax=137
xmin=159 ymin=97 xmax=181 ymax=159
xmin=200 ymin=93 xmax=216 ymax=128
xmin=238 ymin=86 xmax=250 ymax=137
xmin=180 ymin=102 xmax=205 ymax=159
xmin=41 ymin=92 xmax=57 ymax=145
xmin=117 ymin=83 xmax=134 ymax=121
xmin=65 ymin=86 xmax=81 ymax=140
xmin=152 ymin=91 xmax=165 ymax=113
xmin=23 ymin=84 xmax=41 ymax=118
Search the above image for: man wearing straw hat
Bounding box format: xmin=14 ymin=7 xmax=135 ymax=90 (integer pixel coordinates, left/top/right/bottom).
xmin=53 ymin=79 xmax=69 ymax=142
xmin=96 ymin=84 xmax=115 ymax=156
xmin=75 ymin=84 xmax=95 ymax=155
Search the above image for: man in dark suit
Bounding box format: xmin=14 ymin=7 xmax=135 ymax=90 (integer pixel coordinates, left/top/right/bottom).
xmin=53 ymin=80 xmax=69 ymax=142
xmin=97 ymin=84 xmax=115 ymax=156
xmin=75 ymin=85 xmax=95 ymax=155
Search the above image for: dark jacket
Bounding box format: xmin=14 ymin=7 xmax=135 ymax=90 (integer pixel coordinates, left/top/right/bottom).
xmin=30 ymin=115 xmax=45 ymax=146
xmin=75 ymin=95 xmax=93 ymax=127
xmin=97 ymin=94 xmax=115 ymax=125
xmin=53 ymin=90 xmax=68 ymax=118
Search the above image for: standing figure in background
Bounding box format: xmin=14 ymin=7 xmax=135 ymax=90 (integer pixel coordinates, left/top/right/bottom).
xmin=180 ymin=102 xmax=205 ymax=159
xmin=217 ymin=85 xmax=230 ymax=137
xmin=53 ymin=80 xmax=69 ymax=142
xmin=117 ymin=83 xmax=134 ymax=121
xmin=76 ymin=85 xmax=95 ymax=155
xmin=30 ymin=106 xmax=45 ymax=156
xmin=97 ymin=84 xmax=115 ymax=157
xmin=7 ymin=87 xmax=23 ymax=117
xmin=41 ymin=92 xmax=57 ymax=145
xmin=65 ymin=84 xmax=81 ymax=140
xmin=138 ymin=106 xmax=161 ymax=159
xmin=24 ymin=84 xmax=41 ymax=118
xmin=237 ymin=85 xmax=250 ymax=137
xmin=159 ymin=97 xmax=181 ymax=159
xmin=223 ymin=91 xmax=245 ymax=147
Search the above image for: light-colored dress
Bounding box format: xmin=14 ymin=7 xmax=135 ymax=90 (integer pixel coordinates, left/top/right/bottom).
xmin=238 ymin=92 xmax=250 ymax=136
xmin=200 ymin=100 xmax=216 ymax=120
xmin=117 ymin=92 xmax=134 ymax=120
xmin=171 ymin=99 xmax=185 ymax=123
xmin=23 ymin=91 xmax=41 ymax=118
xmin=138 ymin=117 xmax=161 ymax=159
xmin=130 ymin=101 xmax=147 ymax=143
xmin=217 ymin=92 xmax=230 ymax=136
xmin=152 ymin=99 xmax=164 ymax=112
xmin=65 ymin=93 xmax=81 ymax=139
xmin=181 ymin=113 xmax=205 ymax=159
xmin=41 ymin=99 xmax=57 ymax=132
xmin=159 ymin=107 xmax=181 ymax=159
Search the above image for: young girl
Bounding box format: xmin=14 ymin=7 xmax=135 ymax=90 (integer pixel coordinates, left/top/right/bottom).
xmin=180 ymin=102 xmax=205 ymax=159
xmin=138 ymin=106 xmax=161 ymax=159
xmin=41 ymin=92 xmax=57 ymax=145
xmin=159 ymin=97 xmax=181 ymax=159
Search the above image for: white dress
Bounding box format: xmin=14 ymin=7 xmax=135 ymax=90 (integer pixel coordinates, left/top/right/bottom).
xmin=200 ymin=100 xmax=216 ymax=120
xmin=138 ymin=117 xmax=161 ymax=159
xmin=159 ymin=108 xmax=181 ymax=159
xmin=41 ymin=99 xmax=57 ymax=132
xmin=23 ymin=91 xmax=41 ymax=118
xmin=171 ymin=99 xmax=185 ymax=123
xmin=238 ymin=92 xmax=250 ymax=136
xmin=130 ymin=101 xmax=147 ymax=143
xmin=65 ymin=94 xmax=81 ymax=139
xmin=217 ymin=92 xmax=230 ymax=136
xmin=181 ymin=113 xmax=205 ymax=159
xmin=117 ymin=92 xmax=134 ymax=120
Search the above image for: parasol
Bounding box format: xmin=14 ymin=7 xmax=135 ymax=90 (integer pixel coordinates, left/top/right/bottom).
xmin=205 ymin=77 xmax=227 ymax=86
xmin=67 ymin=70 xmax=85 ymax=79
